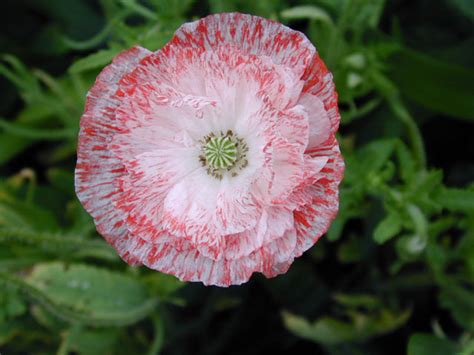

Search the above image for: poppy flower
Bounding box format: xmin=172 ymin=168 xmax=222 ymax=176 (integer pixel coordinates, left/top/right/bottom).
xmin=75 ymin=13 xmax=344 ymax=286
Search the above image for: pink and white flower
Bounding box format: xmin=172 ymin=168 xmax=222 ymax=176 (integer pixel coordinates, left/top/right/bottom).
xmin=75 ymin=13 xmax=344 ymax=286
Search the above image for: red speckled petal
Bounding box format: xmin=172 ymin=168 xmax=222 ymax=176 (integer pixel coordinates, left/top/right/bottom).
xmin=75 ymin=14 xmax=344 ymax=287
xmin=292 ymin=146 xmax=345 ymax=257
xmin=75 ymin=46 xmax=151 ymax=250
xmin=302 ymin=55 xmax=341 ymax=133
xmin=169 ymin=13 xmax=339 ymax=131
xmin=115 ymin=225 xmax=298 ymax=287
xmin=169 ymin=13 xmax=315 ymax=78
xmin=298 ymin=93 xmax=332 ymax=151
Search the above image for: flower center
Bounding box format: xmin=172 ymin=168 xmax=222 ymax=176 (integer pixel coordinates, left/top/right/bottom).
xmin=204 ymin=136 xmax=237 ymax=169
xmin=199 ymin=130 xmax=249 ymax=180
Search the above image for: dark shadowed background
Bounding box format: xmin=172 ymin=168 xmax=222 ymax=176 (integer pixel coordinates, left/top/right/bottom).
xmin=0 ymin=0 xmax=473 ymax=354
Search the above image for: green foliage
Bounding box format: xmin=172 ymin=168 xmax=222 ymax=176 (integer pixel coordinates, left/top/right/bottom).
xmin=0 ymin=0 xmax=473 ymax=354
xmin=407 ymin=333 xmax=458 ymax=355
xmin=283 ymin=294 xmax=411 ymax=345
xmin=25 ymin=262 xmax=156 ymax=326
xmin=389 ymin=48 xmax=474 ymax=121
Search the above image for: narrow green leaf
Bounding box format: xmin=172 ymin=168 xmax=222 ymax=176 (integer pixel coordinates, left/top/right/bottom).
xmin=373 ymin=212 xmax=403 ymax=244
xmin=389 ymin=48 xmax=474 ymax=120
xmin=0 ymin=118 xmax=74 ymax=140
xmin=436 ymin=187 xmax=474 ymax=212
xmin=353 ymin=139 xmax=396 ymax=175
xmin=282 ymin=307 xmax=411 ymax=345
xmin=69 ymin=49 xmax=121 ymax=74
xmin=280 ymin=6 xmax=334 ymax=25
xmin=0 ymin=228 xmax=117 ymax=261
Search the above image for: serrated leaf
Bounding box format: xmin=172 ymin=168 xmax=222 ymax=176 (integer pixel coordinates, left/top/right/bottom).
xmin=373 ymin=211 xmax=403 ymax=244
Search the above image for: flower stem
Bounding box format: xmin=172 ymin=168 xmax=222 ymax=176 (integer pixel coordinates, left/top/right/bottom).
xmin=370 ymin=71 xmax=427 ymax=169
xmin=386 ymin=95 xmax=427 ymax=169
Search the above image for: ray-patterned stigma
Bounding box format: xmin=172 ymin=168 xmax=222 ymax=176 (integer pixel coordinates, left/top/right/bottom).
xmin=204 ymin=136 xmax=238 ymax=169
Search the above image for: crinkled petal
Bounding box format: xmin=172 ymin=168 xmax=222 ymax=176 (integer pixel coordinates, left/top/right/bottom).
xmin=302 ymin=55 xmax=340 ymax=132
xmin=170 ymin=13 xmax=315 ymax=78
xmin=75 ymin=46 xmax=151 ymax=246
xmin=292 ymin=147 xmax=345 ymax=257
xmin=298 ymin=93 xmax=332 ymax=151
xmin=75 ymin=14 xmax=344 ymax=288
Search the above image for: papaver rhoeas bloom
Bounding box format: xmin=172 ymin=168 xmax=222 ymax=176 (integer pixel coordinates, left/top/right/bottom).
xmin=75 ymin=13 xmax=344 ymax=286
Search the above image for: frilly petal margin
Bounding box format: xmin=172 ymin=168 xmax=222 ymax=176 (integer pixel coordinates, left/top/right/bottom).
xmin=75 ymin=13 xmax=344 ymax=287
xmin=169 ymin=12 xmax=315 ymax=78
xmin=75 ymin=45 xmax=151 ymax=259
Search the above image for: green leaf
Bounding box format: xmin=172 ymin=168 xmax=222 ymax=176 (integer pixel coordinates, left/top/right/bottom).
xmin=0 ymin=199 xmax=59 ymax=231
xmin=373 ymin=211 xmax=403 ymax=244
xmin=47 ymin=168 xmax=75 ymax=196
xmin=61 ymin=325 xmax=121 ymax=355
xmin=118 ymin=0 xmax=158 ymax=20
xmin=407 ymin=333 xmax=457 ymax=355
xmin=448 ymin=0 xmax=474 ymax=21
xmin=0 ymin=118 xmax=75 ymax=140
xmin=0 ymin=263 xmax=157 ymax=327
xmin=282 ymin=307 xmax=411 ymax=345
xmin=337 ymin=0 xmax=386 ymax=36
xmin=27 ymin=263 xmax=154 ymax=324
xmin=389 ymin=48 xmax=474 ymax=120
xmin=68 ymin=49 xmax=121 ymax=74
xmin=396 ymin=234 xmax=426 ymax=261
xmin=0 ymin=134 xmax=34 ymax=164
xmin=337 ymin=235 xmax=364 ymax=263
xmin=281 ymin=6 xmax=334 ymax=25
xmin=333 ymin=293 xmax=382 ymax=310
xmin=354 ymin=139 xmax=396 ymax=175
xmin=142 ymin=272 xmax=184 ymax=300
xmin=0 ymin=287 xmax=27 ymax=322
xmin=439 ymin=280 xmax=474 ymax=331
xmin=0 ymin=228 xmax=118 ymax=261
xmin=0 ymin=320 xmax=20 ymax=346
xmin=395 ymin=140 xmax=416 ymax=182
xmin=435 ymin=187 xmax=474 ymax=212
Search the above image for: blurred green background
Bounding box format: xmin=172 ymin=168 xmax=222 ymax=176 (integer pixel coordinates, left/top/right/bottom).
xmin=0 ymin=0 xmax=473 ymax=354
